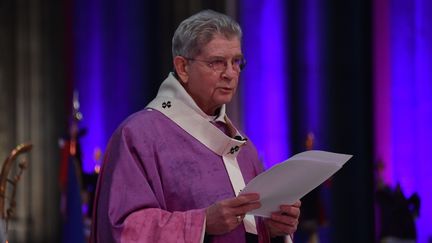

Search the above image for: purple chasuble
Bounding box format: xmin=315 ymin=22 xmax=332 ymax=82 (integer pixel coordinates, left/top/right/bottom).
xmin=91 ymin=109 xmax=270 ymax=243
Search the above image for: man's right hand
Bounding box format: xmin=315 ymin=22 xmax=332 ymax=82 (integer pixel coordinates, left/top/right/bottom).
xmin=205 ymin=193 xmax=261 ymax=235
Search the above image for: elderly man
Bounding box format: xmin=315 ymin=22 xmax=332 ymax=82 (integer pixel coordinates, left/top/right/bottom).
xmin=91 ymin=9 xmax=300 ymax=243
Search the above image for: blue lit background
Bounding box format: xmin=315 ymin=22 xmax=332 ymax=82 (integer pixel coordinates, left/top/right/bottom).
xmin=384 ymin=0 xmax=432 ymax=241
xmin=73 ymin=0 xmax=149 ymax=172
xmin=240 ymin=0 xmax=290 ymax=167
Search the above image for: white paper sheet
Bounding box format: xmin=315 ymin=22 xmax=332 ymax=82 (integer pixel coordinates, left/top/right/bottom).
xmin=240 ymin=150 xmax=352 ymax=217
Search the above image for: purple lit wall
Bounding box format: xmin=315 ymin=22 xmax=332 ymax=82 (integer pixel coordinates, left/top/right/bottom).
xmin=240 ymin=0 xmax=290 ymax=168
xmin=374 ymin=0 xmax=432 ymax=241
xmin=373 ymin=0 xmax=393 ymax=185
xmin=74 ymin=0 xmax=105 ymax=173
xmin=302 ymin=0 xmax=323 ymax=146
xmin=72 ymin=0 xmax=148 ymax=173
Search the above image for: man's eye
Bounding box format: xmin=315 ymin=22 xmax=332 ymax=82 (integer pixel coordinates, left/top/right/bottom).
xmin=210 ymin=60 xmax=226 ymax=67
xmin=233 ymin=58 xmax=242 ymax=66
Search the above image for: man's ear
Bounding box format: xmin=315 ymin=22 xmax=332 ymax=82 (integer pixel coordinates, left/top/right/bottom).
xmin=173 ymin=56 xmax=189 ymax=83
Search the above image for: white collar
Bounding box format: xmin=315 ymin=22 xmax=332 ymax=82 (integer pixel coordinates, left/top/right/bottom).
xmin=156 ymin=73 xmax=226 ymax=123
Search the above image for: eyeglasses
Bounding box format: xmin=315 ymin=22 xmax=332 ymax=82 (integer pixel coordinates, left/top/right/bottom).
xmin=184 ymin=56 xmax=246 ymax=73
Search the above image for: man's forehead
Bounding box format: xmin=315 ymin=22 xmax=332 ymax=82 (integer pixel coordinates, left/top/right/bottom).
xmin=199 ymin=36 xmax=242 ymax=57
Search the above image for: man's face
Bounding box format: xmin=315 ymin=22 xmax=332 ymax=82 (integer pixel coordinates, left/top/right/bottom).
xmin=183 ymin=34 xmax=242 ymax=115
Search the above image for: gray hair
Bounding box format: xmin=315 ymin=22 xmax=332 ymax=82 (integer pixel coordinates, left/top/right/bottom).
xmin=172 ymin=10 xmax=242 ymax=58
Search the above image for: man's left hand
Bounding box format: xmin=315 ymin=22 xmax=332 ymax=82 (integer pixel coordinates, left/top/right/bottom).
xmin=265 ymin=200 xmax=301 ymax=237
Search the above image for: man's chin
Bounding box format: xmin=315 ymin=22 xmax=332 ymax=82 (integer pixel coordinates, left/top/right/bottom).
xmin=217 ymin=96 xmax=234 ymax=105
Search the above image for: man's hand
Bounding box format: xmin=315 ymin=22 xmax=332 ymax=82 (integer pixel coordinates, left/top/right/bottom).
xmin=205 ymin=193 xmax=261 ymax=235
xmin=265 ymin=200 xmax=301 ymax=237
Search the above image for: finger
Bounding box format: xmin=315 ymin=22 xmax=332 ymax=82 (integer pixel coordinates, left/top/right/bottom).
xmin=279 ymin=205 xmax=301 ymax=217
xmin=267 ymin=218 xmax=298 ymax=235
xmin=292 ymin=200 xmax=301 ymax=207
xmin=236 ymin=215 xmax=244 ymax=224
xmin=271 ymin=212 xmax=298 ymax=227
xmin=229 ymin=214 xmax=246 ymax=227
xmin=221 ymin=193 xmax=260 ymax=207
xmin=233 ymin=201 xmax=261 ymax=215
xmin=279 ymin=200 xmax=301 ymax=210
xmin=280 ymin=201 xmax=301 ymax=210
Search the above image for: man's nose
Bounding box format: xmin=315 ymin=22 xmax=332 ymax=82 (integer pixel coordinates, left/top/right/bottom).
xmin=223 ymin=62 xmax=239 ymax=79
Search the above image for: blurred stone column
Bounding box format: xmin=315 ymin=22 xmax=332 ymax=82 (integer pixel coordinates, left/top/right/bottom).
xmin=0 ymin=0 xmax=65 ymax=242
